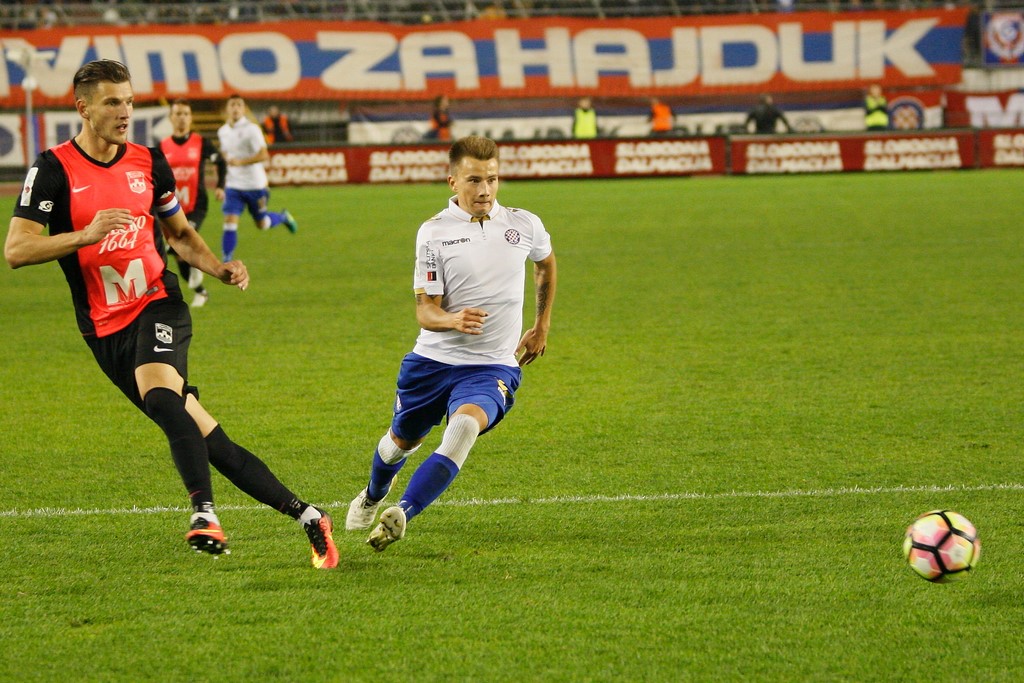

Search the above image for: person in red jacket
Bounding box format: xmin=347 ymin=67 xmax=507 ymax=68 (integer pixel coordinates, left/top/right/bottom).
xmin=262 ymin=104 xmax=293 ymax=145
xmin=5 ymin=60 xmax=338 ymax=569
xmin=426 ymin=95 xmax=452 ymax=141
xmin=649 ymin=97 xmax=674 ymax=136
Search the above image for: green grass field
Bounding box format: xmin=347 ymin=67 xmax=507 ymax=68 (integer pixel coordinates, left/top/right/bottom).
xmin=1 ymin=170 xmax=1022 ymax=681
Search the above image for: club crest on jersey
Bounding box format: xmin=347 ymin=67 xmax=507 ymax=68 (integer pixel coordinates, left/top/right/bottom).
xmin=504 ymin=229 xmax=521 ymax=245
xmin=155 ymin=323 xmax=173 ymax=345
xmin=126 ymin=171 xmax=147 ymax=194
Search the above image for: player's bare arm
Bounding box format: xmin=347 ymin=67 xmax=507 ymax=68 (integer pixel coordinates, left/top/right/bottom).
xmin=516 ymin=252 xmax=557 ymax=366
xmin=5 ymin=210 xmax=132 ymax=269
xmin=159 ymin=210 xmax=249 ymax=291
xmin=414 ymin=291 xmax=487 ymax=335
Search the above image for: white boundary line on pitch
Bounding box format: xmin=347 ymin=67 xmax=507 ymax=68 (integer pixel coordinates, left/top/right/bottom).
xmin=1 ymin=482 xmax=1022 ymax=520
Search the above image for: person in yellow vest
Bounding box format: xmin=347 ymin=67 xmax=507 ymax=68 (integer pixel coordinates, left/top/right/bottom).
xmin=649 ymin=97 xmax=673 ymax=136
xmin=865 ymin=84 xmax=889 ymax=131
xmin=573 ymin=96 xmax=598 ymax=139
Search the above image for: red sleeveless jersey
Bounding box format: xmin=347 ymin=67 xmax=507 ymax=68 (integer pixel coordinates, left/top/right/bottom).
xmin=51 ymin=140 xmax=171 ymax=337
xmin=160 ymin=133 xmax=203 ymax=214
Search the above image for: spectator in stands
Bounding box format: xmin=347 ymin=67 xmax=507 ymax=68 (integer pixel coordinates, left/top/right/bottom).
xmin=478 ymin=2 xmax=508 ymax=18
xmin=864 ymin=84 xmax=889 ymax=131
xmin=649 ymin=97 xmax=673 ymax=136
xmin=573 ymin=96 xmax=598 ymax=139
xmin=262 ymin=104 xmax=293 ymax=145
xmin=745 ymin=94 xmax=791 ymax=134
xmin=425 ymin=95 xmax=452 ymax=141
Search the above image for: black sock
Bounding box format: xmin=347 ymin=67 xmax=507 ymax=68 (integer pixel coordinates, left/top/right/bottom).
xmin=205 ymin=425 xmax=307 ymax=519
xmin=177 ymin=258 xmax=191 ymax=286
xmin=144 ymin=387 xmax=213 ymax=510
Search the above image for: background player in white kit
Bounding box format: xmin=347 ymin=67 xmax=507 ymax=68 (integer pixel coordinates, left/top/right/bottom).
xmin=345 ymin=135 xmax=558 ymax=552
xmin=217 ymin=94 xmax=296 ymax=261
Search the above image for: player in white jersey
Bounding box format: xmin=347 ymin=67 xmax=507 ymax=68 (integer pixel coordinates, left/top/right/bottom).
xmin=216 ymin=94 xmax=296 ymax=261
xmin=345 ymin=135 xmax=558 ymax=552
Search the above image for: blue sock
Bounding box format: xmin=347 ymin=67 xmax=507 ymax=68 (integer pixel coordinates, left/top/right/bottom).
xmin=222 ymin=228 xmax=238 ymax=261
xmin=265 ymin=211 xmax=284 ymax=228
xmin=399 ymin=453 xmax=460 ymax=521
xmin=367 ymin=450 xmax=405 ymax=502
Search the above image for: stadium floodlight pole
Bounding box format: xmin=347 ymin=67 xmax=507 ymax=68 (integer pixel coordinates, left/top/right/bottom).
xmin=5 ymin=46 xmax=54 ymax=169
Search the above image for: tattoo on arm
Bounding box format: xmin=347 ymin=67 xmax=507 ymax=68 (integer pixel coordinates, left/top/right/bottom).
xmin=536 ymin=281 xmax=549 ymax=316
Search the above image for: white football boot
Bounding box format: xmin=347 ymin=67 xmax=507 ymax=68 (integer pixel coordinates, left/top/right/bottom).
xmin=345 ymin=478 xmax=395 ymax=531
xmin=367 ymin=506 xmax=406 ymax=552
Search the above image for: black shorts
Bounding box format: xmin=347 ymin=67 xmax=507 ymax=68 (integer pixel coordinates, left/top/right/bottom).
xmin=85 ymin=296 xmax=195 ymax=412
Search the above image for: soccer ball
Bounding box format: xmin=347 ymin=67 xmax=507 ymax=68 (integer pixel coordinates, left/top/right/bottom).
xmin=903 ymin=510 xmax=981 ymax=582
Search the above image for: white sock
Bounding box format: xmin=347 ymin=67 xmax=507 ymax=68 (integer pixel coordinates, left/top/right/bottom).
xmin=436 ymin=414 xmax=480 ymax=468
xmin=298 ymin=506 xmax=322 ymax=526
xmin=378 ymin=432 xmax=419 ymax=465
xmin=190 ymin=511 xmax=220 ymax=525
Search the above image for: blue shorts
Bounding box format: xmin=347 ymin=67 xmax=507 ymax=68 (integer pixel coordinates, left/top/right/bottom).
xmin=390 ymin=353 xmax=522 ymax=441
xmin=222 ymin=187 xmax=270 ymax=221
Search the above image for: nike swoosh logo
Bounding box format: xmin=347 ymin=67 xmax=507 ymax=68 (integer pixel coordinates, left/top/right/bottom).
xmin=72 ymin=186 xmax=91 ymax=193
xmin=154 ymin=346 xmax=174 ymax=353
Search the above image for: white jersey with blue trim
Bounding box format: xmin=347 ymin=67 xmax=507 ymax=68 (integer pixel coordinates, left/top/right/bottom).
xmin=217 ymin=117 xmax=268 ymax=191
xmin=412 ymin=197 xmax=552 ymax=367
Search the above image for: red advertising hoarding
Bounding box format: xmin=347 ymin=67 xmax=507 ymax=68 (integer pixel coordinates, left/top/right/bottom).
xmin=261 ymin=131 xmax=997 ymax=186
xmin=730 ymin=131 xmax=976 ymax=174
xmin=977 ymin=128 xmax=1024 ymax=167
xmin=266 ymin=137 xmax=728 ymax=185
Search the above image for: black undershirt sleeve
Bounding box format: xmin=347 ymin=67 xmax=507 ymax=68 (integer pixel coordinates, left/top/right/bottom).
xmin=11 ymin=152 xmax=69 ymax=231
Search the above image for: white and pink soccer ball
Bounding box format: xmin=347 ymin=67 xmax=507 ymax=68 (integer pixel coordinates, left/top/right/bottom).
xmin=903 ymin=510 xmax=981 ymax=582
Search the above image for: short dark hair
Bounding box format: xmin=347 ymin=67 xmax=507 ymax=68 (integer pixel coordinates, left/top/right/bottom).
xmin=73 ymin=60 xmax=131 ymax=101
xmin=170 ymin=98 xmax=191 ymax=108
xmin=449 ymin=135 xmax=498 ymax=174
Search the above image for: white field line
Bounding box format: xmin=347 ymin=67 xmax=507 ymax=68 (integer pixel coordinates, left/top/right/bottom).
xmin=1 ymin=482 xmax=1022 ymax=520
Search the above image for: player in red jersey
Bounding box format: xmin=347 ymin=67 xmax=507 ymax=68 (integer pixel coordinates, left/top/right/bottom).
xmin=4 ymin=60 xmax=338 ymax=569
xmin=160 ymin=99 xmax=226 ymax=309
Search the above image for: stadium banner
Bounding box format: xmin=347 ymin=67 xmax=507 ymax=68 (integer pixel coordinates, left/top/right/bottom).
xmin=977 ymin=128 xmax=1024 ymax=167
xmin=944 ymin=89 xmax=1024 ymax=127
xmin=349 ymin=88 xmax=945 ymax=145
xmin=982 ymin=11 xmax=1024 ymax=66
xmin=265 ymin=137 xmax=727 ymax=185
xmin=0 ymin=105 xmax=172 ymax=167
xmin=730 ymin=131 xmax=975 ymax=174
xmin=0 ymin=114 xmax=26 ymax=167
xmin=0 ymin=9 xmax=967 ymax=107
xmin=347 ymin=108 xmax=869 ymax=145
xmin=885 ymin=90 xmax=945 ymax=130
